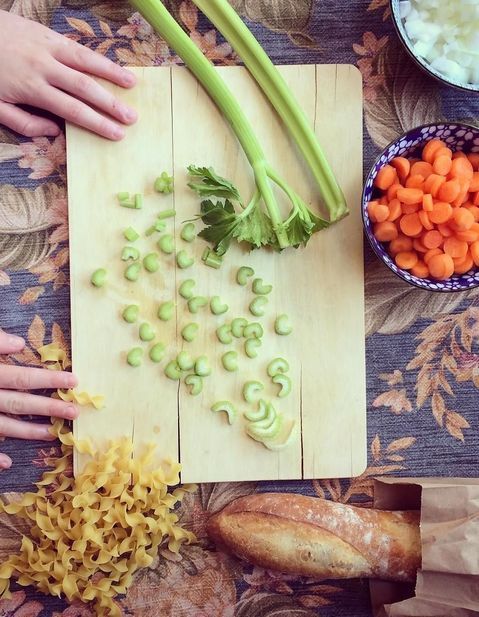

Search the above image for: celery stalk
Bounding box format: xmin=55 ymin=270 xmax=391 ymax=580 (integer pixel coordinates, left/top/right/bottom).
xmin=191 ymin=0 xmax=348 ymax=223
xmin=130 ymin=0 xmax=290 ymax=248
xmin=130 ymin=0 xmax=337 ymax=253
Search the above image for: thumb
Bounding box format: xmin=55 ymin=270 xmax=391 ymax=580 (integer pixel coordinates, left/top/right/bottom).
xmin=0 ymin=329 xmax=25 ymax=355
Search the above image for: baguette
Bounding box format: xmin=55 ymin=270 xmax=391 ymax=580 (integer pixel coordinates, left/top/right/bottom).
xmin=207 ymin=493 xmax=421 ymax=582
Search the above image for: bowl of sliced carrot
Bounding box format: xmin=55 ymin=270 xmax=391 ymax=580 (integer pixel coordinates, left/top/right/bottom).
xmin=362 ymin=123 xmax=479 ymax=291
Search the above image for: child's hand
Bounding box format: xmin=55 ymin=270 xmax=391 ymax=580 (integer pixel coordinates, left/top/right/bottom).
xmin=0 ymin=10 xmax=138 ymax=140
xmin=0 ymin=330 xmax=79 ymax=471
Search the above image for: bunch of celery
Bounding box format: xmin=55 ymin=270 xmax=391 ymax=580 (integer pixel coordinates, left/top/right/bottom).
xmin=129 ymin=0 xmax=347 ymax=255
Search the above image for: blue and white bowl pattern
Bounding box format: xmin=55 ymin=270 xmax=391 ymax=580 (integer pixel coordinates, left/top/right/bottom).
xmin=362 ymin=123 xmax=479 ymax=292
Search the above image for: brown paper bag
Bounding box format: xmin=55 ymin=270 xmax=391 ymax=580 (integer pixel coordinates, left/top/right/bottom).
xmin=370 ymin=477 xmax=479 ymax=617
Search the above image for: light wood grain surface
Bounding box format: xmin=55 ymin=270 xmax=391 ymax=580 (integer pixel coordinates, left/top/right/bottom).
xmin=67 ymin=64 xmax=365 ymax=482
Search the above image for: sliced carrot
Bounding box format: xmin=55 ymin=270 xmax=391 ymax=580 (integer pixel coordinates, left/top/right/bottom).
xmin=411 ymin=260 xmax=429 ymax=278
xmin=471 ymin=241 xmax=479 ymax=267
xmin=399 ymin=212 xmax=423 ymax=236
xmin=422 ymin=229 xmax=443 ymax=249
xmin=422 ymin=139 xmax=445 ymax=164
xmin=368 ymin=201 xmax=389 ymax=223
xmin=437 ymin=179 xmax=461 ymax=203
xmin=405 ymin=174 xmax=425 ymax=190
xmin=443 ymin=237 xmax=468 ymax=259
xmin=469 ymin=172 xmax=479 ymax=193
xmin=468 ymin=153 xmax=479 ymax=171
xmin=452 ymin=151 xmax=467 ymax=160
xmin=397 ymin=187 xmax=424 ymax=204
xmin=387 ymin=182 xmax=403 ymax=201
xmin=389 ymin=234 xmax=413 ymax=255
xmin=470 ymin=222 xmax=479 ymax=235
xmin=451 ymin=177 xmax=471 ymax=207
xmin=433 ymin=146 xmax=453 ymax=161
xmin=454 ymin=228 xmax=479 ymax=243
xmin=433 ymin=155 xmax=453 ymax=176
xmin=395 ymin=250 xmax=419 ymax=270
xmin=379 ymin=195 xmax=389 ymax=206
xmin=418 ymin=210 xmax=434 ymax=231
xmin=422 ymin=193 xmax=434 ymax=212
xmin=387 ymin=198 xmax=402 ymax=221
xmin=424 ymin=248 xmax=443 ymax=265
xmin=451 ymin=207 xmax=474 ymax=231
xmin=473 ymin=192 xmax=479 ymax=206
xmin=464 ymin=204 xmax=479 ymax=222
xmin=429 ymin=201 xmax=453 ymax=224
xmin=374 ymin=165 xmax=397 ymax=190
xmin=411 ymin=161 xmax=433 ymax=178
xmin=437 ymin=222 xmax=454 ymax=237
xmin=374 ymin=221 xmax=398 ymax=242
xmin=450 ymin=156 xmax=474 ymax=180
xmin=428 ymin=253 xmax=454 ymax=280
xmin=453 ymin=253 xmax=474 ymax=275
xmin=413 ymin=238 xmax=428 ymax=253
xmin=424 ymin=174 xmax=446 ymax=197
xmin=390 ymin=157 xmax=410 ymax=183
xmin=402 ymin=202 xmax=420 ymax=214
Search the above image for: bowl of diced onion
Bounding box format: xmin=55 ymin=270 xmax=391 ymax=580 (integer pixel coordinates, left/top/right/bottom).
xmin=390 ymin=0 xmax=479 ymax=93
xmin=362 ymin=123 xmax=479 ymax=292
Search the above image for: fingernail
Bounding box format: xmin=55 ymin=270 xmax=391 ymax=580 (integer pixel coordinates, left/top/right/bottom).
xmin=124 ymin=107 xmax=137 ymax=122
xmin=44 ymin=125 xmax=60 ymax=137
xmin=44 ymin=428 xmax=56 ymax=440
xmin=66 ymin=406 xmax=77 ymax=419
xmin=63 ymin=374 xmax=77 ymax=388
xmin=0 ymin=458 xmax=12 ymax=470
xmin=123 ymin=70 xmax=136 ymax=86
xmin=7 ymin=335 xmax=24 ymax=350
xmin=111 ymin=125 xmax=125 ymax=140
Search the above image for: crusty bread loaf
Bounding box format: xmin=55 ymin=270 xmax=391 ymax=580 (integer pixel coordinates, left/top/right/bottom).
xmin=207 ymin=493 xmax=421 ymax=582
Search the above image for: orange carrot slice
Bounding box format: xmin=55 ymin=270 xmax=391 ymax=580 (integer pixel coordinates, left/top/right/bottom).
xmin=374 ymin=221 xmax=398 ymax=242
xmin=424 ymin=248 xmax=443 ymax=265
xmin=429 ymin=201 xmax=453 ymax=224
xmin=428 ymin=253 xmax=454 ymax=280
xmin=397 ymin=187 xmax=424 ymax=205
xmin=395 ymin=250 xmax=419 ymax=270
xmin=374 ymin=165 xmax=397 ymax=190
xmin=443 ymin=237 xmax=468 ymax=259
xmin=422 ymin=229 xmax=443 ymax=249
xmin=411 ymin=260 xmax=429 ymax=278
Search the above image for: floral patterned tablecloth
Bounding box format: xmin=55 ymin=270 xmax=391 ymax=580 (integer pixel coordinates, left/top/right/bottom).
xmin=0 ymin=1 xmax=478 ymax=616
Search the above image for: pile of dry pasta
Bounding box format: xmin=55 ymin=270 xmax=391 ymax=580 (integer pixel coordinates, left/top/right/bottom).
xmin=0 ymin=420 xmax=196 ymax=616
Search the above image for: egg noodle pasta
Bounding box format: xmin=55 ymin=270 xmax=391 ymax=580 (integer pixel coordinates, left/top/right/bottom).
xmin=0 ymin=420 xmax=196 ymax=615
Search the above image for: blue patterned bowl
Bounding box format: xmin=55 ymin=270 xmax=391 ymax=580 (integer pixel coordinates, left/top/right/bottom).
xmin=389 ymin=0 xmax=479 ymax=94
xmin=362 ymin=123 xmax=479 ymax=292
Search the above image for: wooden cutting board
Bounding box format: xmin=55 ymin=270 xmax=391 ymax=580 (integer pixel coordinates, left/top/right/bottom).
xmin=67 ymin=65 xmax=365 ymax=483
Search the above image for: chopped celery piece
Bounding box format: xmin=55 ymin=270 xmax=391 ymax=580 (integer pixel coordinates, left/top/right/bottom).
xmin=90 ymin=268 xmax=107 ymax=288
xmin=121 ymin=246 xmax=140 ymax=261
xmin=154 ymin=171 xmax=174 ymax=194
xmin=123 ymin=226 xmax=140 ymax=242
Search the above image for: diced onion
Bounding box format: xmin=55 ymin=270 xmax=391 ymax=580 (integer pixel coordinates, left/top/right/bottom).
xmin=400 ymin=0 xmax=479 ymax=86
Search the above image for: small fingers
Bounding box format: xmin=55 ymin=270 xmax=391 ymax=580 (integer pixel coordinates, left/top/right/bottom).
xmin=55 ymin=38 xmax=136 ymax=88
xmin=0 ymin=330 xmax=25 ymax=355
xmin=49 ymin=63 xmax=136 ymax=125
xmin=0 ymin=364 xmax=77 ymax=391
xmin=0 ymin=416 xmax=55 ymax=441
xmin=0 ymin=390 xmax=78 ymax=420
xmin=0 ymin=453 xmax=12 ymax=470
xmin=36 ymin=85 xmax=126 ymax=140
xmin=0 ymin=100 xmax=60 ymax=138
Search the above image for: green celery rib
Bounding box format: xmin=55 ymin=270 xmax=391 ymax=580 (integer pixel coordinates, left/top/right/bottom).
xmin=191 ymin=0 xmax=348 ymax=223
xmin=129 ymin=0 xmax=289 ymax=248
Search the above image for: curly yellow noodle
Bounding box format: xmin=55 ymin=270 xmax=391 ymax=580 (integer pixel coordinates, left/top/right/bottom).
xmin=56 ymin=389 xmax=105 ymax=410
xmin=37 ymin=343 xmax=67 ymax=368
xmin=0 ymin=421 xmax=196 ymax=615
